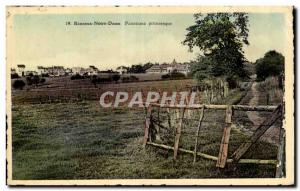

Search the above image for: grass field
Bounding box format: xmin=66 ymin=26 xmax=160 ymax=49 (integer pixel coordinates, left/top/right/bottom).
xmin=11 ymin=76 xmax=281 ymax=179
xmin=12 ymin=93 xmax=278 ymax=179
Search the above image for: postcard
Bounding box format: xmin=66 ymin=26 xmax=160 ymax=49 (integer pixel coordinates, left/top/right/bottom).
xmin=6 ymin=6 xmax=294 ymax=186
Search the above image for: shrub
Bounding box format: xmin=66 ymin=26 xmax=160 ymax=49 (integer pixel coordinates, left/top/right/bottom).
xmin=161 ymin=74 xmax=170 ymax=79
xmin=226 ymin=76 xmax=238 ymax=89
xmin=31 ymin=75 xmax=40 ymax=85
xmin=121 ymin=76 xmax=139 ymax=83
xmin=13 ymin=80 xmax=25 ymax=90
xmin=129 ymin=76 xmax=139 ymax=81
xmin=121 ymin=77 xmax=130 ymax=83
xmin=71 ymin=74 xmax=84 ymax=80
xmin=11 ymin=73 xmax=19 ymax=79
xmin=40 ymin=78 xmax=46 ymax=84
xmin=162 ymin=72 xmax=186 ymax=80
xmin=255 ymin=50 xmax=284 ymax=81
xmin=26 ymin=77 xmax=32 ymax=85
xmin=41 ymin=73 xmax=49 ymax=77
xmin=112 ymin=74 xmax=120 ymax=83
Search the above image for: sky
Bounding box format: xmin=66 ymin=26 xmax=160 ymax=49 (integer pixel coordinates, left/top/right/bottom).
xmin=11 ymin=13 xmax=286 ymax=70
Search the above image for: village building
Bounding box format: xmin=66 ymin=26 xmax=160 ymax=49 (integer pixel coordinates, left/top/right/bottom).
xmin=25 ymin=71 xmax=38 ymax=76
xmin=65 ymin=68 xmax=72 ymax=75
xmin=37 ymin=66 xmax=47 ymax=75
xmin=116 ymin=66 xmax=128 ymax=74
xmin=17 ymin=64 xmax=25 ymax=76
xmin=87 ymin=66 xmax=99 ymax=76
xmin=36 ymin=66 xmax=65 ymax=76
xmin=146 ymin=59 xmax=190 ymax=75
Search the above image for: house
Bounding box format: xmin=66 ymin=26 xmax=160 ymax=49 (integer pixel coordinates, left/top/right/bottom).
xmin=25 ymin=71 xmax=38 ymax=76
xmin=72 ymin=67 xmax=82 ymax=75
xmin=71 ymin=66 xmax=99 ymax=76
xmin=36 ymin=66 xmax=65 ymax=76
xmin=146 ymin=64 xmax=162 ymax=73
xmin=88 ymin=66 xmax=99 ymax=76
xmin=146 ymin=59 xmax=190 ymax=75
xmin=65 ymin=68 xmax=72 ymax=75
xmin=17 ymin=64 xmax=25 ymax=76
xmin=116 ymin=66 xmax=128 ymax=74
xmin=37 ymin=66 xmax=47 ymax=75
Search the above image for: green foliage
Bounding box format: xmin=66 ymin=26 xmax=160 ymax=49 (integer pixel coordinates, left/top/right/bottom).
xmin=183 ymin=13 xmax=249 ymax=78
xmin=40 ymin=78 xmax=46 ymax=84
xmin=26 ymin=75 xmax=41 ymax=86
xmin=161 ymin=72 xmax=186 ymax=80
xmin=12 ymin=102 xmax=277 ymax=179
xmin=189 ymin=56 xmax=213 ymax=82
xmin=121 ymin=76 xmax=139 ymax=83
xmin=71 ymin=74 xmax=85 ymax=80
xmin=112 ymin=74 xmax=121 ymax=83
xmin=11 ymin=73 xmax=20 ymax=79
xmin=13 ymin=80 xmax=25 ymax=90
xmin=226 ymin=75 xmax=239 ymax=89
xmin=255 ymin=50 xmax=284 ymax=81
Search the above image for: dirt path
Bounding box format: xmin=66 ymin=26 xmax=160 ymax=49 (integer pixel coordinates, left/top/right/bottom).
xmin=245 ymin=82 xmax=279 ymax=145
xmin=246 ymin=82 xmax=265 ymax=128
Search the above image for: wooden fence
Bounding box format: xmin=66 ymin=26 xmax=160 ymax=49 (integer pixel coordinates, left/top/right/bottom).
xmin=142 ymin=103 xmax=285 ymax=178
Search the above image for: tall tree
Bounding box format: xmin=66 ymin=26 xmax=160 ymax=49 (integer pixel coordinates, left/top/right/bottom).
xmin=183 ymin=13 xmax=249 ymax=78
xmin=255 ymin=50 xmax=284 ymax=81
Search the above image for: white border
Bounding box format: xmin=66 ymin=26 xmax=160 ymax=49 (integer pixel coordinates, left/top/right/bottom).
xmin=1 ymin=0 xmax=299 ymax=190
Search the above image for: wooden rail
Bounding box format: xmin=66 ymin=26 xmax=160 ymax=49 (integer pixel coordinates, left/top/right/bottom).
xmin=148 ymin=103 xmax=277 ymax=111
xmin=143 ymin=103 xmax=283 ymax=177
xmin=147 ymin=142 xmax=277 ymax=165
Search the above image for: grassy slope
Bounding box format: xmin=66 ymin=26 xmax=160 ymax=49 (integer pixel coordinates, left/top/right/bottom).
xmin=12 ymin=87 xmax=277 ymax=179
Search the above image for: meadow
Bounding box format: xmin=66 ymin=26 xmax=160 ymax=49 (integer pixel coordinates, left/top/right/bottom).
xmin=11 ymin=77 xmax=279 ymax=179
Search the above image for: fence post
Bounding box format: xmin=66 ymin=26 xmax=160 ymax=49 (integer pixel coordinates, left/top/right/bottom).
xmin=216 ymin=105 xmax=233 ymax=168
xmin=143 ymin=105 xmax=153 ymax=147
xmin=193 ymin=106 xmax=205 ymax=164
xmin=173 ymin=108 xmax=185 ymax=160
xmin=156 ymin=106 xmax=161 ymax=141
xmin=276 ymin=105 xmax=285 ymax=178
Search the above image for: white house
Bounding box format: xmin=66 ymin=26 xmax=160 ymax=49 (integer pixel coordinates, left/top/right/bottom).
xmin=116 ymin=66 xmax=128 ymax=74
xmin=17 ymin=64 xmax=25 ymax=76
xmin=146 ymin=59 xmax=190 ymax=76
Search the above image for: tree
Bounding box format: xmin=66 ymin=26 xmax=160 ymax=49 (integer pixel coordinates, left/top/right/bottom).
xmin=255 ymin=50 xmax=284 ymax=81
xmin=11 ymin=73 xmax=19 ymax=79
xmin=189 ymin=55 xmax=213 ymax=82
xmin=183 ymin=13 xmax=249 ymax=79
xmin=13 ymin=80 xmax=25 ymax=90
xmin=128 ymin=64 xmax=145 ymax=73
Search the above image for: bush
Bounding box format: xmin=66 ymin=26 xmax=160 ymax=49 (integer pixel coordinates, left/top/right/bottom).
xmin=129 ymin=76 xmax=139 ymax=82
xmin=40 ymin=78 xmax=46 ymax=84
xmin=121 ymin=76 xmax=139 ymax=83
xmin=255 ymin=50 xmax=284 ymax=81
xmin=162 ymin=72 xmax=186 ymax=80
xmin=11 ymin=73 xmax=19 ymax=79
xmin=91 ymin=77 xmax=113 ymax=85
xmin=31 ymin=75 xmax=40 ymax=85
xmin=112 ymin=74 xmax=120 ymax=83
xmin=71 ymin=74 xmax=84 ymax=80
xmin=13 ymin=80 xmax=25 ymax=90
xmin=26 ymin=75 xmax=46 ymax=86
xmin=226 ymin=76 xmax=238 ymax=89
xmin=26 ymin=77 xmax=32 ymax=85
